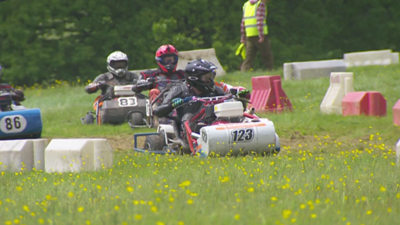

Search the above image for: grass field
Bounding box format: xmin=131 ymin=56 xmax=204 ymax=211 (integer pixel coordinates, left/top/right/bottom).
xmin=1 ymin=64 xmax=400 ymax=225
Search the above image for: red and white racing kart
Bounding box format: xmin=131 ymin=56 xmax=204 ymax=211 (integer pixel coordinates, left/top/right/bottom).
xmin=133 ymin=94 xmax=280 ymax=157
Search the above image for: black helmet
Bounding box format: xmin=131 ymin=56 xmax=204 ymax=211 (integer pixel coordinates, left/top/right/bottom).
xmin=184 ymin=58 xmax=217 ymax=93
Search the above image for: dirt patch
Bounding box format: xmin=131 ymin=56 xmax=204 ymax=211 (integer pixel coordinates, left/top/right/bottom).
xmin=105 ymin=134 xmax=148 ymax=151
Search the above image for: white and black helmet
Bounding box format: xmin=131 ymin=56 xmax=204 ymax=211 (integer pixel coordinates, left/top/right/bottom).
xmin=107 ymin=51 xmax=129 ymax=77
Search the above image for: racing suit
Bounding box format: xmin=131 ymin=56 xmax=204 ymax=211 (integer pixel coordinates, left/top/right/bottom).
xmin=85 ymin=71 xmax=139 ymax=109
xmin=85 ymin=71 xmax=139 ymax=95
xmin=134 ymin=69 xmax=185 ymax=103
xmin=154 ymin=82 xmax=226 ymax=152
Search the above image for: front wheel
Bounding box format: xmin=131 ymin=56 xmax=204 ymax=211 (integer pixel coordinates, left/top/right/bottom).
xmin=144 ymin=133 xmax=165 ymax=151
xmin=84 ymin=113 xmax=95 ymax=124
xmin=128 ymin=112 xmax=144 ymax=126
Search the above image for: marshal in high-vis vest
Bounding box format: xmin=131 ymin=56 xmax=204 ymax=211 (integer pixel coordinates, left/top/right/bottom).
xmin=240 ymin=0 xmax=274 ymax=71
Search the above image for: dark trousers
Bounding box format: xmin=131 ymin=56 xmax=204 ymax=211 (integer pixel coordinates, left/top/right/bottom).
xmin=241 ymin=35 xmax=274 ymax=71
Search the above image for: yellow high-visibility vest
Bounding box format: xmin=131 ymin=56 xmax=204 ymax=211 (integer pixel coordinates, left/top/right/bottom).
xmin=243 ymin=1 xmax=268 ymax=37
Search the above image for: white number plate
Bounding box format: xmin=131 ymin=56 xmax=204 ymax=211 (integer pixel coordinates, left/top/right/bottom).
xmin=0 ymin=115 xmax=27 ymax=133
xmin=118 ymin=97 xmax=138 ymax=107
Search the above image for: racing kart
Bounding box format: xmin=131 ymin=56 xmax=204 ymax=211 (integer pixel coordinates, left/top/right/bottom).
xmin=0 ymin=92 xmax=43 ymax=139
xmin=129 ymin=78 xmax=186 ymax=128
xmin=133 ymin=94 xmax=280 ymax=157
xmin=81 ymin=83 xmax=149 ymax=127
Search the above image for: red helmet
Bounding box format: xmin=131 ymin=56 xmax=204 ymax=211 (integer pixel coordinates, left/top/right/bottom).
xmin=155 ymin=44 xmax=179 ymax=73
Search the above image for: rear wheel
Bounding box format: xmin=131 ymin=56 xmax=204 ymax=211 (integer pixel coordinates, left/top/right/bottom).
xmin=129 ymin=112 xmax=144 ymax=126
xmin=144 ymin=132 xmax=165 ymax=151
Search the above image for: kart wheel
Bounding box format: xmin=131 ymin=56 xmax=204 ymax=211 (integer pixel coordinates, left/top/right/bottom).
xmin=129 ymin=112 xmax=144 ymax=126
xmin=144 ymin=133 xmax=165 ymax=151
xmin=84 ymin=113 xmax=95 ymax=124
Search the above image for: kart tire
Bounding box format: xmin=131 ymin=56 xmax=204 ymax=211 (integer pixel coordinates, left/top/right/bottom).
xmin=84 ymin=113 xmax=95 ymax=124
xmin=144 ymin=133 xmax=165 ymax=151
xmin=129 ymin=112 xmax=144 ymax=126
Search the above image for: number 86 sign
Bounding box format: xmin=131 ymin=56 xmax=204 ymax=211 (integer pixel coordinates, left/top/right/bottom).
xmin=0 ymin=109 xmax=43 ymax=138
xmin=0 ymin=115 xmax=27 ymax=133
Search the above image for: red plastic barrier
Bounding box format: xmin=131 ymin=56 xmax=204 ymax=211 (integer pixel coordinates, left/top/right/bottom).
xmin=248 ymin=75 xmax=292 ymax=113
xmin=393 ymin=99 xmax=400 ymax=125
xmin=342 ymin=91 xmax=386 ymax=117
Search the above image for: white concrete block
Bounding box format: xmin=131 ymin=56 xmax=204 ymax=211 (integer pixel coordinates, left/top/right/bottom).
xmin=0 ymin=139 xmax=48 ymax=172
xmin=283 ymin=63 xmax=293 ymax=80
xmin=129 ymin=68 xmax=157 ymax=76
xmin=32 ymin=139 xmax=48 ymax=170
xmin=396 ymin=139 xmax=400 ymax=165
xmin=45 ymin=139 xmax=113 ymax=173
xmin=177 ymin=48 xmax=226 ymax=77
xmin=392 ymin=52 xmax=399 ymax=64
xmin=344 ymin=49 xmax=393 ymax=67
xmin=320 ymin=72 xmax=355 ymax=114
xmin=283 ymin=59 xmax=346 ymax=80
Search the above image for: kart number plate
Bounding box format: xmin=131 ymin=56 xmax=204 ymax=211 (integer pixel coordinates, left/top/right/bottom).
xmin=118 ymin=97 xmax=137 ymax=107
xmin=231 ymin=128 xmax=254 ymax=142
xmin=145 ymin=100 xmax=150 ymax=117
xmin=0 ymin=115 xmax=27 ymax=134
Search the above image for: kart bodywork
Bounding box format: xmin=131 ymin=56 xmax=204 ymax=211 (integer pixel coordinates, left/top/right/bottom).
xmin=82 ymin=85 xmax=150 ymax=128
xmin=133 ymin=95 xmax=280 ymax=157
xmin=0 ymin=93 xmax=42 ymax=139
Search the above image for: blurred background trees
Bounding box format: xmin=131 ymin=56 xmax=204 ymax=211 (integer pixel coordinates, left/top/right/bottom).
xmin=0 ymin=0 xmax=399 ymax=85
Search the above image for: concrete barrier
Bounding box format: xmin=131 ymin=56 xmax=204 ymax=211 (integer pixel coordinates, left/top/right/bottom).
xmin=45 ymin=139 xmax=113 ymax=173
xmin=344 ymin=49 xmax=395 ymax=67
xmin=177 ymin=48 xmax=225 ymax=77
xmin=320 ymin=72 xmax=355 ymax=114
xmin=130 ymin=48 xmax=226 ymax=77
xmin=396 ymin=139 xmax=400 ymax=165
xmin=342 ymin=92 xmax=387 ymax=117
xmin=0 ymin=139 xmax=48 ymax=172
xmin=283 ymin=59 xmax=346 ymax=80
xmin=393 ymin=100 xmax=400 ymax=126
xmin=392 ymin=52 xmax=399 ymax=64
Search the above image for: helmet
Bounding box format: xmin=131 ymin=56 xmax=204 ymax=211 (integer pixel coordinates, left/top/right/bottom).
xmin=184 ymin=58 xmax=217 ymax=93
xmin=107 ymin=51 xmax=129 ymax=77
xmin=155 ymin=45 xmax=179 ymax=73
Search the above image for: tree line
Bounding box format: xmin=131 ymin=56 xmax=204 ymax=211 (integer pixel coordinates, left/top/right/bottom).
xmin=0 ymin=0 xmax=399 ymax=86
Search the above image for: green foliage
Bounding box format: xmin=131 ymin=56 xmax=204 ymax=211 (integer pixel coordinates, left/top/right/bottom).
xmin=0 ymin=0 xmax=399 ymax=86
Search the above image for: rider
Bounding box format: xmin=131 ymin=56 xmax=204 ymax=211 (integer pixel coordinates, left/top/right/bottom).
xmin=131 ymin=44 xmax=185 ymax=126
xmin=0 ymin=65 xmax=26 ymax=106
xmin=153 ymin=59 xmax=250 ymax=152
xmin=85 ymin=51 xmax=140 ymax=108
xmin=132 ymin=44 xmax=185 ymax=102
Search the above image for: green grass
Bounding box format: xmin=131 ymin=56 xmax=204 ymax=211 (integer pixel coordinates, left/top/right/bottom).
xmin=1 ymin=64 xmax=400 ymax=225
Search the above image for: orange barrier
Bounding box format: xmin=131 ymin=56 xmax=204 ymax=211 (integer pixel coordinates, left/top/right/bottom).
xmin=248 ymin=76 xmax=292 ymax=113
xmin=393 ymin=100 xmax=400 ymax=125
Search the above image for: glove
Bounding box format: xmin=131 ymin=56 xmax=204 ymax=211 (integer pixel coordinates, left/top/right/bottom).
xmin=131 ymin=85 xmax=142 ymax=93
xmin=237 ymin=89 xmax=250 ymax=98
xmin=146 ymin=77 xmax=156 ymax=83
xmin=171 ymin=98 xmax=184 ymax=108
